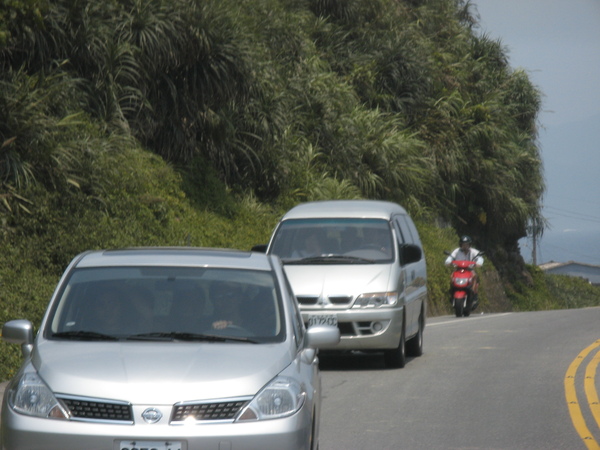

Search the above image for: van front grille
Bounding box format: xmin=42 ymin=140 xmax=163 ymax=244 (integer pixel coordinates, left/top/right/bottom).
xmin=296 ymin=296 xmax=318 ymax=305
xmin=328 ymin=296 xmax=352 ymax=305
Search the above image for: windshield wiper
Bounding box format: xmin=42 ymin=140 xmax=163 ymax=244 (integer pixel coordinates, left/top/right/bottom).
xmin=284 ymin=255 xmax=376 ymax=265
xmin=126 ymin=332 xmax=257 ymax=343
xmin=52 ymin=331 xmax=119 ymax=341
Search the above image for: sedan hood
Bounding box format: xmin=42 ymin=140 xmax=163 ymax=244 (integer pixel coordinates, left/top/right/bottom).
xmin=284 ymin=264 xmax=393 ymax=299
xmin=32 ymin=340 xmax=291 ymax=403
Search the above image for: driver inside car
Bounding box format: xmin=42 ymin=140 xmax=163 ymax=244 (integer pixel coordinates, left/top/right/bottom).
xmin=210 ymin=282 xmax=245 ymax=330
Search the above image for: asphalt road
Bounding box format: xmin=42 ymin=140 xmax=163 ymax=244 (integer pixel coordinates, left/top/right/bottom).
xmin=318 ymin=308 xmax=600 ymax=450
xmin=1 ymin=308 xmax=598 ymax=449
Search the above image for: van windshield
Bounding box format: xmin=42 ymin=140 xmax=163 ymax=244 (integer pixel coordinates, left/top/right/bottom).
xmin=270 ymin=218 xmax=394 ymax=264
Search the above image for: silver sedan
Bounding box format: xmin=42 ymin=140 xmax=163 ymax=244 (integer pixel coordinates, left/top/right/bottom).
xmin=1 ymin=247 xmax=339 ymax=450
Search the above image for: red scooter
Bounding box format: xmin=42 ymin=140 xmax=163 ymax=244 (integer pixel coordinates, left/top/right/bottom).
xmin=444 ymin=251 xmax=484 ymax=317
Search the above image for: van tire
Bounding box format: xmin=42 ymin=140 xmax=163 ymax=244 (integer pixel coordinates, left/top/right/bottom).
xmin=406 ymin=310 xmax=424 ymax=357
xmin=384 ymin=320 xmax=406 ymax=369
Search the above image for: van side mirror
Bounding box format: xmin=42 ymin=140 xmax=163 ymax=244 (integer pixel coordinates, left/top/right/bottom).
xmin=399 ymin=244 xmax=422 ymax=265
xmin=251 ymin=244 xmax=267 ymax=253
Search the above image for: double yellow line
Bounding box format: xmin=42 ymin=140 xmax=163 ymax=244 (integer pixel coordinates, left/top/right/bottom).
xmin=565 ymin=339 xmax=600 ymax=449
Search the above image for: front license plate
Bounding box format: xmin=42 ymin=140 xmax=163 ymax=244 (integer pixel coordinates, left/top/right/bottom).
xmin=307 ymin=314 xmax=338 ymax=327
xmin=120 ymin=441 xmax=182 ymax=450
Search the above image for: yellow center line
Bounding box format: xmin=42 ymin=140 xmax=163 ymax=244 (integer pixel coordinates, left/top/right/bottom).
xmin=565 ymin=339 xmax=600 ymax=450
xmin=585 ymin=346 xmax=600 ymax=430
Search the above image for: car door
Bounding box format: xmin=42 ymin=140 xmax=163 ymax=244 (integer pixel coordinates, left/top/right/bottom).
xmin=393 ymin=215 xmax=425 ymax=338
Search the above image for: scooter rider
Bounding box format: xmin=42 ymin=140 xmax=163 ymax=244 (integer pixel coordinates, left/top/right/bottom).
xmin=445 ymin=235 xmax=484 ymax=306
xmin=445 ymin=235 xmax=484 ymax=266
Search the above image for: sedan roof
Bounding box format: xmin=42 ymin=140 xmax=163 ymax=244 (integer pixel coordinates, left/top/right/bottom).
xmin=73 ymin=247 xmax=274 ymax=270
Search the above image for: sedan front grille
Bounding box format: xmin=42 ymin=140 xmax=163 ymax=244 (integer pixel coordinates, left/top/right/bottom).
xmin=60 ymin=397 xmax=133 ymax=423
xmin=171 ymin=399 xmax=250 ymax=423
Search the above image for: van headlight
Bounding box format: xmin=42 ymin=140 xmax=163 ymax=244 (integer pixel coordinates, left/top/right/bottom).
xmin=8 ymin=371 xmax=69 ymax=419
xmin=353 ymin=292 xmax=398 ymax=308
xmin=237 ymin=376 xmax=306 ymax=421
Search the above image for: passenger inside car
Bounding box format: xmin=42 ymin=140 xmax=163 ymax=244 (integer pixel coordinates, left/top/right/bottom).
xmin=341 ymin=227 xmax=363 ymax=253
xmin=87 ymin=286 xmax=132 ymax=335
xmin=291 ymin=229 xmax=323 ymax=258
xmin=170 ymin=286 xmax=209 ymax=333
xmin=246 ymin=286 xmax=278 ymax=336
xmin=128 ymin=285 xmax=155 ymax=333
xmin=366 ymin=226 xmax=393 ymax=256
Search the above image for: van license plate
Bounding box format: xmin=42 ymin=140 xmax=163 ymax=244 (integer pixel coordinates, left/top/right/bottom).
xmin=307 ymin=314 xmax=338 ymax=327
xmin=120 ymin=441 xmax=182 ymax=450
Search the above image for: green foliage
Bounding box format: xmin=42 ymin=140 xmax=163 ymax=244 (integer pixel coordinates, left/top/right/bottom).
xmin=417 ymin=222 xmax=458 ymax=316
xmin=1 ymin=0 xmax=545 ymax=246
xmin=0 ymin=0 xmax=47 ymax=46
xmin=1 ymin=0 xmax=585 ymax=381
xmin=508 ymin=266 xmax=600 ymax=312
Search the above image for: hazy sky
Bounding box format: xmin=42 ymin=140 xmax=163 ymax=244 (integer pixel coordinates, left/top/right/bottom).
xmin=473 ymin=0 xmax=600 ymax=264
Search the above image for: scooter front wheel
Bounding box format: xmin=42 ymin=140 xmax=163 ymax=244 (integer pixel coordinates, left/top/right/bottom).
xmin=464 ymin=297 xmax=473 ymax=317
xmin=454 ymin=299 xmax=464 ymax=317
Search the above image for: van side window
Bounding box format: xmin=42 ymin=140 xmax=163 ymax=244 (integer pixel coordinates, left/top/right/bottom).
xmin=393 ymin=218 xmax=407 ymax=245
xmin=284 ymin=272 xmax=305 ymax=349
xmin=402 ymin=216 xmax=423 ymax=249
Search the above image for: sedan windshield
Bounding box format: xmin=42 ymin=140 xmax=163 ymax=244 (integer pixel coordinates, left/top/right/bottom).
xmin=47 ymin=267 xmax=284 ymax=343
xmin=270 ymin=218 xmax=394 ymax=263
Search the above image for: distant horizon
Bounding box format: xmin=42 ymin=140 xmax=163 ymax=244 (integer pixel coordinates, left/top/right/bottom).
xmin=520 ymin=228 xmax=600 ymax=266
xmin=473 ymin=0 xmax=600 ymax=269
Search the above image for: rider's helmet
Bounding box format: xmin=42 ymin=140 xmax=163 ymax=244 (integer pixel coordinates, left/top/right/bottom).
xmin=459 ymin=235 xmax=472 ymax=246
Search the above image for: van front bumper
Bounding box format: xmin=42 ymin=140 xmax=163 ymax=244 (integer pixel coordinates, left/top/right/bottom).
xmin=302 ymin=307 xmax=403 ymax=350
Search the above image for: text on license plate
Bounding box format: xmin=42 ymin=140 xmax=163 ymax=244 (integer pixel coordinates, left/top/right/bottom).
xmin=120 ymin=441 xmax=182 ymax=450
xmin=307 ymin=314 xmax=338 ymax=327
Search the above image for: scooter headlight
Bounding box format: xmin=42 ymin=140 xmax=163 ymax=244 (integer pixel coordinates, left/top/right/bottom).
xmin=454 ymin=278 xmax=469 ymax=287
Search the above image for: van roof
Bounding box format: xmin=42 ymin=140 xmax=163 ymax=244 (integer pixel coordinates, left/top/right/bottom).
xmin=281 ymin=200 xmax=407 ymax=220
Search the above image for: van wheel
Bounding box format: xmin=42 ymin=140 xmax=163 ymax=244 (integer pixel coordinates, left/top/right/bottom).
xmin=406 ymin=311 xmax=424 ymax=357
xmin=384 ymin=321 xmax=406 ymax=369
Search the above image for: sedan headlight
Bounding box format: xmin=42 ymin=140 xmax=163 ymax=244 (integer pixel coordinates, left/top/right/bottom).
xmin=9 ymin=371 xmax=69 ymax=420
xmin=353 ymin=292 xmax=398 ymax=308
xmin=237 ymin=376 xmax=306 ymax=421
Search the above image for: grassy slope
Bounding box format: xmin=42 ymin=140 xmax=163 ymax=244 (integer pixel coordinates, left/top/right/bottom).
xmin=1 ymin=147 xmax=598 ymax=380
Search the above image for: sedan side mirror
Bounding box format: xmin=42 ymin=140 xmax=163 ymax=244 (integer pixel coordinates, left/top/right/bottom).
xmin=2 ymin=319 xmax=34 ymax=359
xmin=305 ymin=325 xmax=340 ymax=349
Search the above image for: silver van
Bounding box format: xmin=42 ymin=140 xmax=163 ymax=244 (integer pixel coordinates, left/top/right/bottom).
xmin=257 ymin=200 xmax=427 ymax=368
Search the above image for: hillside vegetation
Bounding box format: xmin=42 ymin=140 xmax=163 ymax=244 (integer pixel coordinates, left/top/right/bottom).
xmin=1 ymin=0 xmax=598 ymax=379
